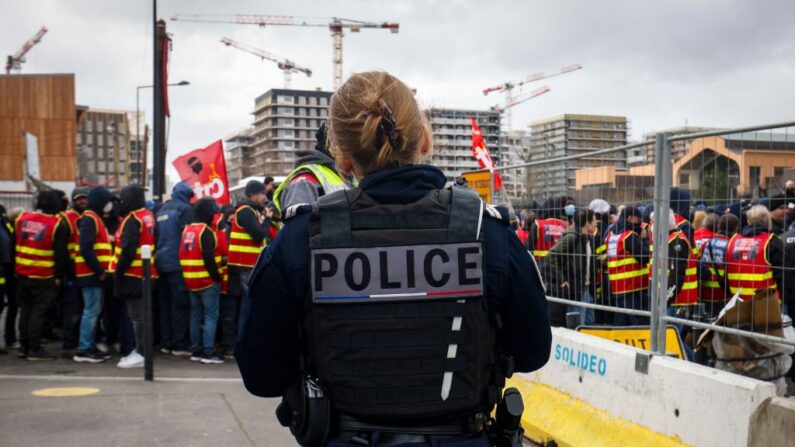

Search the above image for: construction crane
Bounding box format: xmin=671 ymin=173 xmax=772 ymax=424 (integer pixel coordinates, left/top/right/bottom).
xmin=490 ymin=85 xmax=551 ymax=113
xmin=221 ymin=37 xmax=311 ymax=89
xmin=5 ymin=26 xmax=48 ymax=74
xmin=171 ymin=14 xmax=399 ymax=89
xmin=483 ymin=64 xmax=582 ymax=128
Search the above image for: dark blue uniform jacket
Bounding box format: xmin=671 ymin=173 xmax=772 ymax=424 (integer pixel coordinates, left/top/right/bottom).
xmin=236 ymin=165 xmax=552 ymax=401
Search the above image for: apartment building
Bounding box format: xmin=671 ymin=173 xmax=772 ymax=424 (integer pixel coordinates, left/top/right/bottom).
xmin=426 ymin=108 xmax=501 ymax=181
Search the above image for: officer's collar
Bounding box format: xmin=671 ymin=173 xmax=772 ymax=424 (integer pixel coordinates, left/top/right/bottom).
xmin=358 ymin=164 xmax=447 ymax=204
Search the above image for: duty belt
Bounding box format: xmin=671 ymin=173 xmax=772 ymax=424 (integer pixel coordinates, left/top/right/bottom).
xmin=335 ymin=413 xmax=484 ymax=437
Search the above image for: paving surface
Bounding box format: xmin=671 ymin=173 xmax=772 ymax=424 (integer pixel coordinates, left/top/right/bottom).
xmin=0 ymin=344 xmax=292 ymax=447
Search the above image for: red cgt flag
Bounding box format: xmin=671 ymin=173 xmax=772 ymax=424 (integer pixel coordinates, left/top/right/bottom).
xmin=172 ymin=140 xmax=231 ymax=205
xmin=470 ymin=117 xmax=502 ymax=190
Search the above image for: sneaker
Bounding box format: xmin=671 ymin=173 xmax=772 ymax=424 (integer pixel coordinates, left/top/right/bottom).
xmin=95 ymin=342 xmax=109 ymax=354
xmin=171 ymin=349 xmax=192 ymax=357
xmin=223 ymin=352 xmax=235 ymax=361
xmin=160 ymin=348 xmax=172 ymax=355
xmin=117 ymin=351 xmax=144 ymax=369
xmin=11 ymin=342 xmax=21 ymax=350
xmin=27 ymin=349 xmax=58 ymax=361
xmin=200 ymin=353 xmax=225 ymax=364
xmin=189 ymin=352 xmax=203 ymax=362
xmin=73 ymin=351 xmax=106 ymax=363
xmin=91 ymin=348 xmax=112 ymax=360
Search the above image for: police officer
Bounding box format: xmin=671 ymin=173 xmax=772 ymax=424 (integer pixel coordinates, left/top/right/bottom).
xmin=272 ymin=123 xmax=350 ymax=212
xmin=237 ymin=71 xmax=551 ymax=447
xmin=15 ymin=191 xmax=65 ymax=360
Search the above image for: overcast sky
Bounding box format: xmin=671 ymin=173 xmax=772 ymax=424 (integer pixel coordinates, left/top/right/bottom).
xmin=4 ymin=0 xmax=795 ymax=182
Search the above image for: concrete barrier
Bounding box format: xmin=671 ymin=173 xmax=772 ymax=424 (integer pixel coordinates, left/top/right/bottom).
xmin=748 ymin=397 xmax=795 ymax=447
xmin=511 ymin=327 xmax=779 ymax=447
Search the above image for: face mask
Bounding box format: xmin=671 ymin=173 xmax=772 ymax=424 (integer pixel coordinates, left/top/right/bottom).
xmin=564 ymin=204 xmax=576 ymax=217
xmin=103 ymin=202 xmax=114 ymax=214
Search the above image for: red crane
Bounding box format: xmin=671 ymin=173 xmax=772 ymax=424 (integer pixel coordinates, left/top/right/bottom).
xmin=5 ymin=26 xmax=48 ymax=74
xmin=483 ymin=64 xmax=582 ymax=128
xmin=221 ymin=37 xmax=312 ymax=89
xmin=172 ymin=14 xmax=399 ymax=89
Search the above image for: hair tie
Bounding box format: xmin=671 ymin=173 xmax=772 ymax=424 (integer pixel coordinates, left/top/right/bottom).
xmin=376 ymin=106 xmax=400 ymax=150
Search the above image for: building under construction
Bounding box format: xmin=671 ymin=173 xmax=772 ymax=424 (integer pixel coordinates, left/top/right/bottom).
xmin=250 ymin=88 xmax=332 ymax=177
xmin=76 ymin=108 xmax=143 ymax=189
xmin=528 ymin=113 xmax=629 ymax=199
xmin=426 ymin=108 xmax=501 ymax=182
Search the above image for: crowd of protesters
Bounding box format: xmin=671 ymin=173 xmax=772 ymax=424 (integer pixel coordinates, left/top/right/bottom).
xmin=0 ymin=177 xmax=278 ymax=367
xmin=510 ymin=181 xmax=795 ymax=355
xmin=1 ymin=174 xmax=794 ymax=369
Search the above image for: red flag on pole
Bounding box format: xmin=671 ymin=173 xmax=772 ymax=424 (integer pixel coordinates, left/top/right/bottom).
xmin=470 ymin=117 xmax=502 ymax=190
xmin=172 ymin=140 xmax=231 ymax=205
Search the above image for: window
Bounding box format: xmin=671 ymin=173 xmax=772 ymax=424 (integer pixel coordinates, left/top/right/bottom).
xmin=774 ymin=167 xmax=786 ymax=177
xmin=320 ymin=97 xmax=328 ymax=106
xmin=309 ymin=97 xmax=317 ymax=106
xmin=680 ymin=173 xmax=690 ymax=185
xmin=277 ymin=95 xmax=294 ymax=104
xmin=749 ymin=166 xmax=761 ymax=186
xmin=278 ymin=141 xmax=295 ymax=149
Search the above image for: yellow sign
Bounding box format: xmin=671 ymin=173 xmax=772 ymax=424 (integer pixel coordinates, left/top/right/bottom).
xmin=461 ymin=171 xmax=492 ymax=204
xmin=32 ymin=387 xmax=101 ymax=397
xmin=577 ymin=326 xmax=686 ymax=359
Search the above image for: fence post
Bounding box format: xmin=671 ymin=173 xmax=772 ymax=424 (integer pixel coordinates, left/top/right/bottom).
xmin=141 ymin=244 xmax=154 ymax=381
xmin=489 ymin=167 xmax=495 ymax=204
xmin=649 ymin=133 xmax=672 ymax=355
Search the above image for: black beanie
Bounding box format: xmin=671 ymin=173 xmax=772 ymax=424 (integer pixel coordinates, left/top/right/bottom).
xmin=36 ymin=190 xmax=61 ymax=214
xmin=245 ymin=180 xmax=266 ymax=197
xmin=193 ymin=197 xmax=218 ymax=225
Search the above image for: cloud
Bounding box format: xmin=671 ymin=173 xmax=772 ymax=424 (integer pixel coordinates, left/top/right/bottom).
xmin=3 ymin=0 xmax=794 ymax=184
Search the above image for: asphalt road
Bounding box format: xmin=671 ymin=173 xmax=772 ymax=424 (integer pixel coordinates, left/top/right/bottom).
xmin=0 ymin=344 xmax=293 ymax=447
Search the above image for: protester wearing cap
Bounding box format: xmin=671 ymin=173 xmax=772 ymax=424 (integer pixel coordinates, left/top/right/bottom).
xmin=768 ymin=194 xmax=789 ymax=235
xmin=227 ymin=180 xmax=272 ymax=305
xmin=57 ymin=187 xmax=90 ymax=358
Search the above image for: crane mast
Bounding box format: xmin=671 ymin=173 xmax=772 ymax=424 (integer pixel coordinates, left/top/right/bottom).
xmin=483 ymin=64 xmax=582 ymax=129
xmin=172 ymin=14 xmax=399 ymax=89
xmin=220 ymin=37 xmax=312 ymax=89
xmin=5 ymin=26 xmax=48 ymax=74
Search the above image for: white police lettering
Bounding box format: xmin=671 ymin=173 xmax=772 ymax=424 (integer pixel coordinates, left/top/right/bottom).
xmin=311 ymin=242 xmax=483 ymax=303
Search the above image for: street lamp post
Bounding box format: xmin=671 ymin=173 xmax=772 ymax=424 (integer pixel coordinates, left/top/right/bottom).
xmin=135 ymin=80 xmax=189 ymax=187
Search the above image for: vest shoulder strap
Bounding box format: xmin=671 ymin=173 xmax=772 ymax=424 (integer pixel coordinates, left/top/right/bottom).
xmin=313 ymin=190 xmax=352 ymax=247
xmin=447 ymin=186 xmax=483 ymax=240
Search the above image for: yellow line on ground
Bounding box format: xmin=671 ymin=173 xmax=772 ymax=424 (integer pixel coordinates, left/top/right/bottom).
xmin=508 ymin=375 xmax=690 ymax=447
xmin=32 ymin=387 xmax=100 ymax=397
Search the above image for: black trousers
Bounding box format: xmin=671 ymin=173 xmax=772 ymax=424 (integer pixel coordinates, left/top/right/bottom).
xmin=17 ymin=276 xmax=58 ymax=353
xmin=61 ymin=279 xmax=83 ymax=350
xmin=157 ymin=271 xmax=190 ymax=351
xmin=3 ymin=268 xmax=17 ymax=346
xmin=218 ymin=293 xmax=240 ymax=353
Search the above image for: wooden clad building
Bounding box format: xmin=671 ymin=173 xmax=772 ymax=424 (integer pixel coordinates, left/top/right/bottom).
xmin=0 ymin=74 xmax=77 ymax=182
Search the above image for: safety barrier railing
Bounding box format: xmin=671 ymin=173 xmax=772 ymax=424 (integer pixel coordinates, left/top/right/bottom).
xmin=461 ymin=119 xmax=795 ymax=389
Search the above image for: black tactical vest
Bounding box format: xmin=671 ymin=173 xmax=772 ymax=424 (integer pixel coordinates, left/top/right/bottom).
xmin=304 ymin=186 xmax=501 ymax=424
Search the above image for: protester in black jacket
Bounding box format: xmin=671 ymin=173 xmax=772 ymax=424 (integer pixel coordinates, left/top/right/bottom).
xmin=544 ymin=209 xmax=596 ymax=326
